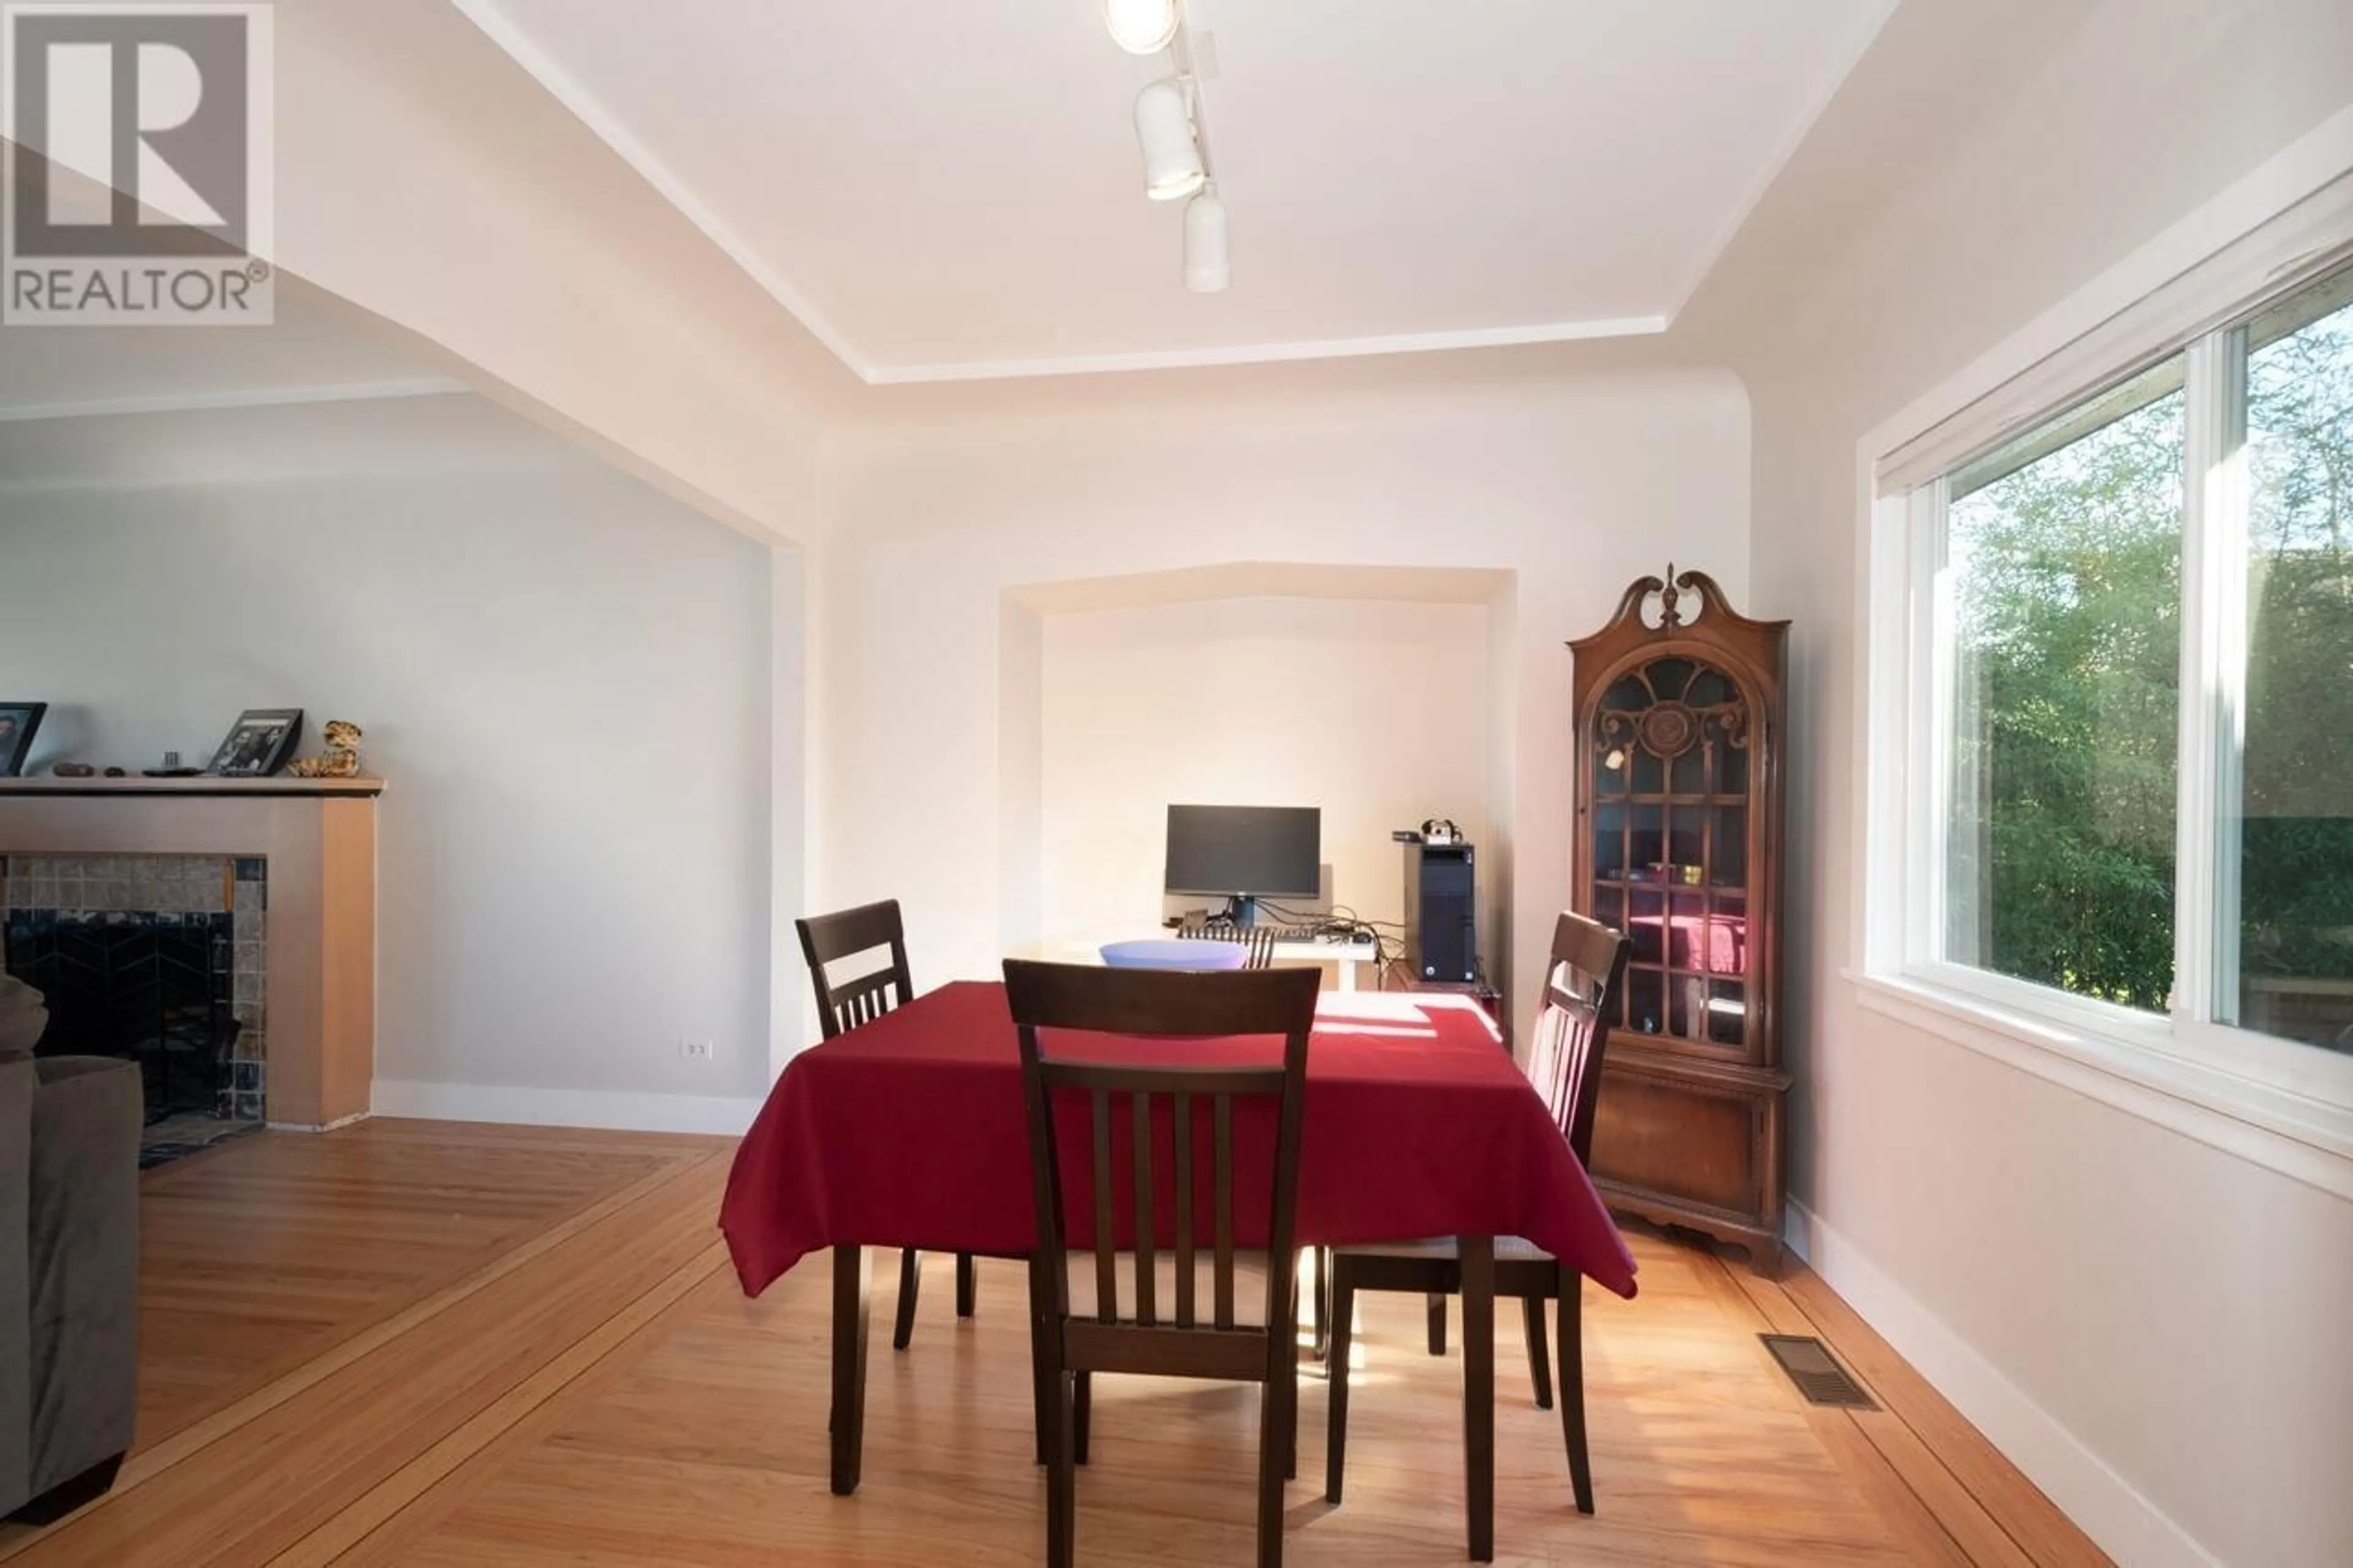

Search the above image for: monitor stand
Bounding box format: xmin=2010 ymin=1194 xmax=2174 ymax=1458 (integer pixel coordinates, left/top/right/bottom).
xmin=1213 ymin=895 xmax=1263 ymax=930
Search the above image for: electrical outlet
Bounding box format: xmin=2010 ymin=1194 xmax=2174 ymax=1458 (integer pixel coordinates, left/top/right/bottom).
xmin=680 ymin=1039 xmax=715 ymax=1062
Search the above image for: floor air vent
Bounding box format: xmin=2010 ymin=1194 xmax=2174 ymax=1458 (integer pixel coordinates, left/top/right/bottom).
xmin=1759 ymin=1334 xmax=1877 ymax=1409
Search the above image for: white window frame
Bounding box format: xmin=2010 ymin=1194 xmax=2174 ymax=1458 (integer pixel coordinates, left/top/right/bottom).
xmin=1853 ymin=113 xmax=2353 ymax=1193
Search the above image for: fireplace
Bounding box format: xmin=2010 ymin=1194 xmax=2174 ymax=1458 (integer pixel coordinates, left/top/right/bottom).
xmin=2 ymin=854 xmax=269 ymax=1125
xmin=0 ymin=773 xmax=381 ymax=1129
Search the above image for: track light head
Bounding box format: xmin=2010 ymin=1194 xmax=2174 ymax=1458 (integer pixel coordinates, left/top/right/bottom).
xmin=1183 ymin=188 xmax=1229 ymax=293
xmin=1134 ymin=78 xmax=1205 ymax=202
xmin=1104 ymin=0 xmax=1180 ymax=56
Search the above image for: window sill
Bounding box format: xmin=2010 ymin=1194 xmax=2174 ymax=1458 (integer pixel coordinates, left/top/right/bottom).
xmin=1847 ymin=968 xmax=2353 ymax=1203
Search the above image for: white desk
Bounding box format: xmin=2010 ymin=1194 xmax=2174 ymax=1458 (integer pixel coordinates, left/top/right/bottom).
xmin=1057 ymin=933 xmax=1384 ymax=991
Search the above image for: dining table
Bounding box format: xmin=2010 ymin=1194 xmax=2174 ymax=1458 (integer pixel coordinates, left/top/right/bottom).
xmin=719 ymin=979 xmax=1639 ymax=1562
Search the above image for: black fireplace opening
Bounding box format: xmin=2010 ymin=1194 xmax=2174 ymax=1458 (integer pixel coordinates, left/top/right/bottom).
xmin=5 ymin=911 xmax=243 ymax=1124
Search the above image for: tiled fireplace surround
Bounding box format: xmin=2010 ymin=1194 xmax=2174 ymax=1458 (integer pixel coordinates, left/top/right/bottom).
xmin=0 ymin=773 xmax=381 ymax=1129
xmin=1 ymin=854 xmax=271 ymax=1122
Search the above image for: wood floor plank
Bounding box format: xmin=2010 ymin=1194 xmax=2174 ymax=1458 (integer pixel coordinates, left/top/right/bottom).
xmin=1706 ymin=1260 xmax=1978 ymax=1568
xmin=322 ymin=1267 xmax=756 ymax=1568
xmin=128 ymin=1119 xmax=721 ymax=1447
xmin=91 ymin=1148 xmax=715 ymax=1516
xmin=4 ymin=1149 xmax=730 ymax=1568
xmin=270 ymin=1244 xmax=732 ymax=1568
xmin=1776 ymin=1268 xmax=2110 ymax=1567
xmin=0 ymin=1124 xmax=2101 ymax=1568
xmin=396 ymin=1252 xmax=1917 ymax=1567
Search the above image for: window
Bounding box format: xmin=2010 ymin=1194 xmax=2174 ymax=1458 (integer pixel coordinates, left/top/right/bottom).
xmin=2226 ymin=271 xmax=2353 ymax=1052
xmin=1893 ymin=260 xmax=2353 ymax=1067
xmin=1942 ymin=358 xmax=2185 ymax=1014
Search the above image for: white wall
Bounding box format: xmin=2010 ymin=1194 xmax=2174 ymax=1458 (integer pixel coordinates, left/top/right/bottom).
xmin=1037 ymin=594 xmax=1492 ymax=944
xmin=0 ymin=396 xmax=779 ymax=1121
xmin=768 ymin=543 xmax=813 ymax=1081
xmin=1686 ymin=1 xmax=2353 ymax=1563
xmin=817 ymin=365 xmax=1750 ymax=1043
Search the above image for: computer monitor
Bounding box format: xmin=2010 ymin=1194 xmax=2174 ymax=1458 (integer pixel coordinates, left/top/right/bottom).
xmin=1163 ymin=805 xmax=1320 ymax=925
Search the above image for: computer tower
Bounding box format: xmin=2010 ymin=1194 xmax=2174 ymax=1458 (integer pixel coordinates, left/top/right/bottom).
xmin=1402 ymin=841 xmax=1477 ymax=983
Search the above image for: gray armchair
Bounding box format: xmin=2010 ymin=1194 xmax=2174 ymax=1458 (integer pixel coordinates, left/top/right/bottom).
xmin=2 ymin=976 xmax=140 ymax=1525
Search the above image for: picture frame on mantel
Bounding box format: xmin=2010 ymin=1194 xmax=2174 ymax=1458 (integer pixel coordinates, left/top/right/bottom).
xmin=0 ymin=703 xmax=45 ymax=776
xmin=205 ymin=709 xmax=305 ymax=778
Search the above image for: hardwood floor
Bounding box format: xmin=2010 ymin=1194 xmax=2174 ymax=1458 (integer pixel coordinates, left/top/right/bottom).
xmin=2 ymin=1121 xmax=2107 ymax=1566
xmin=130 ymin=1119 xmax=718 ymax=1449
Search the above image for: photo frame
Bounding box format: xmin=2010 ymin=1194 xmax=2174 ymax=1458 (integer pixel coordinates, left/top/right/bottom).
xmin=0 ymin=702 xmax=45 ymax=777
xmin=205 ymin=709 xmax=305 ymax=779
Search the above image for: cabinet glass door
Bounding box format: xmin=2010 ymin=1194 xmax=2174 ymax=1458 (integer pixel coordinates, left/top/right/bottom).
xmin=1591 ymin=656 xmax=1752 ymax=1050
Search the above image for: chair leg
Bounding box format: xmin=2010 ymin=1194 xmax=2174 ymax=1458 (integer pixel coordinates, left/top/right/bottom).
xmin=1258 ymin=1352 xmax=1289 ymax=1568
xmin=1027 ymin=1259 xmax=1052 ymax=1466
xmin=1284 ymin=1273 xmax=1300 ymax=1480
xmin=1559 ymin=1269 xmax=1593 ymax=1515
xmin=1522 ymin=1293 xmax=1554 ymax=1411
xmin=1324 ymin=1262 xmax=1355 ymax=1504
xmin=1426 ymin=1290 xmax=1447 ymax=1355
xmin=1073 ymin=1369 xmax=1092 ymax=1466
xmin=1289 ymin=1335 xmax=1303 ymax=1487
xmin=956 ymin=1251 xmax=979 ymax=1317
xmin=892 ymin=1248 xmax=922 ymax=1351
xmin=1047 ymin=1365 xmax=1078 ymax=1568
xmin=1311 ymin=1246 xmax=1331 ymax=1362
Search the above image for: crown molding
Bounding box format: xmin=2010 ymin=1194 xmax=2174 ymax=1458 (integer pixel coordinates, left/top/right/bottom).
xmin=867 ymin=314 xmax=1671 ymax=385
xmin=0 ymin=377 xmax=468 ymax=425
xmin=444 ymin=0 xmax=877 ymax=379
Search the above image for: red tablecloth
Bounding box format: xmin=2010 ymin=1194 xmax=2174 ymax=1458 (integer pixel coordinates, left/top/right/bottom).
xmin=720 ymin=982 xmax=1638 ymax=1301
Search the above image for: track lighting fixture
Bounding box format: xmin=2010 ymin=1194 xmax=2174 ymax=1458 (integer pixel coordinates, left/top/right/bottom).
xmin=1106 ymin=4 xmax=1228 ymax=290
xmin=1183 ymin=187 xmax=1228 ymax=294
xmin=1133 ymin=78 xmax=1205 ymax=202
xmin=1103 ymin=0 xmax=1180 ymax=56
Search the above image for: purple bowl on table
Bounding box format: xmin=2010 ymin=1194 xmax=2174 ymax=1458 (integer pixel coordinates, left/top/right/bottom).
xmin=1098 ymin=938 xmax=1250 ymax=971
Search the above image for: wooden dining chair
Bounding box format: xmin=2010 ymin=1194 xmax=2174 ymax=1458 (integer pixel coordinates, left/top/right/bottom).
xmin=796 ymin=900 xmax=977 ymax=1350
xmin=1004 ymin=958 xmax=1321 ymax=1568
xmin=1323 ymin=911 xmax=1631 ymax=1518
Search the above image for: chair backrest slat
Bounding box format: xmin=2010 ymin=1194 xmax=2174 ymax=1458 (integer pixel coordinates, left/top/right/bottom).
xmin=1213 ymin=1093 xmax=1236 ymax=1331
xmin=1004 ymin=960 xmax=1319 ymax=1366
xmin=1039 ymin=1061 xmax=1287 ymax=1097
xmin=1528 ymin=911 xmax=1633 ymax=1164
xmin=1131 ymin=1091 xmax=1156 ymax=1325
xmin=795 ymin=900 xmax=914 ymax=1042
xmin=1175 ymin=923 xmax=1281 ymax=969
xmin=1173 ymin=1090 xmax=1195 ymax=1328
xmin=1091 ymin=1088 xmax=1118 ymax=1323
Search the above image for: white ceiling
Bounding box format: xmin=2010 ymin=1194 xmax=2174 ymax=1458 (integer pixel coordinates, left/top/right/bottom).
xmin=453 ymin=0 xmax=1895 ymax=384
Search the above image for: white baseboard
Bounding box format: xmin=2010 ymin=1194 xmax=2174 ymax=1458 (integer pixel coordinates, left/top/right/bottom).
xmin=1783 ymin=1200 xmax=2219 ymax=1568
xmin=369 ymin=1079 xmax=763 ymax=1137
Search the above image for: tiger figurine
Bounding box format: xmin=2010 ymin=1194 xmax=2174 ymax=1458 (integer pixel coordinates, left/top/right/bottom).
xmin=289 ymin=719 xmax=365 ymax=779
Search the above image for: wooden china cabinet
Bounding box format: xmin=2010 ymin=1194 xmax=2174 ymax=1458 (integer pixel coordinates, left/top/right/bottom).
xmin=1568 ymin=568 xmax=1791 ymax=1276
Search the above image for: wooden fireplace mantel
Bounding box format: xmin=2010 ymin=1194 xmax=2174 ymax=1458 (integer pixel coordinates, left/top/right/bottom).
xmin=0 ymin=777 xmax=382 ymax=1129
xmin=0 ymin=775 xmax=385 ymax=798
